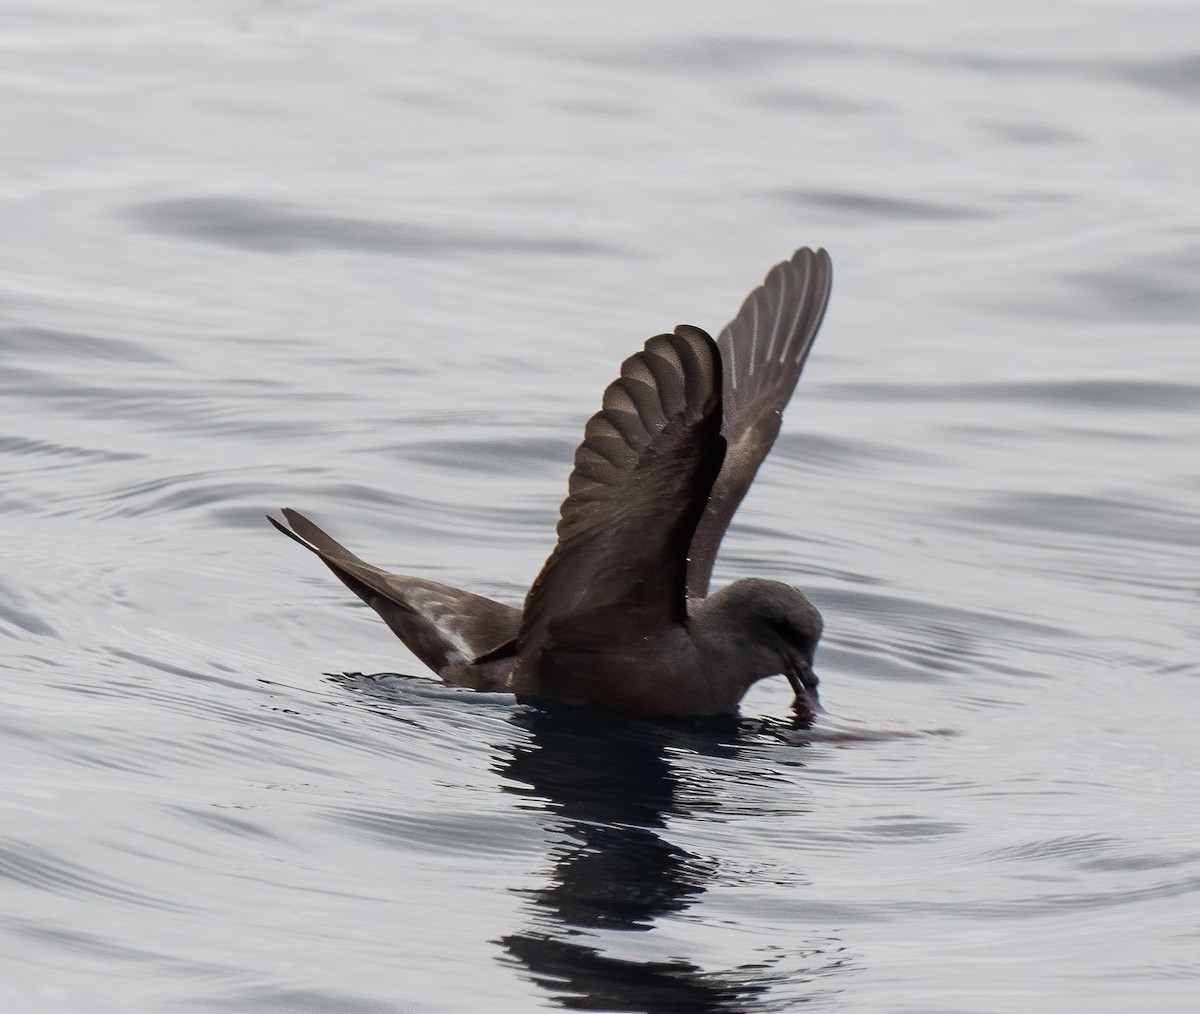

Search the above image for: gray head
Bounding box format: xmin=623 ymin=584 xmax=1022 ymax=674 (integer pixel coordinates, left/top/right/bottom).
xmin=696 ymin=577 xmax=823 ymax=717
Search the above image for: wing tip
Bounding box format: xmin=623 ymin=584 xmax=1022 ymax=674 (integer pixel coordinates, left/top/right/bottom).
xmin=268 ymin=509 xmax=317 ymax=553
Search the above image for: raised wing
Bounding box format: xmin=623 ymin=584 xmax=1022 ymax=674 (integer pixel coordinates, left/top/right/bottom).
xmin=518 ymin=326 xmax=726 ymax=663
xmin=686 ymin=247 xmax=832 ymax=597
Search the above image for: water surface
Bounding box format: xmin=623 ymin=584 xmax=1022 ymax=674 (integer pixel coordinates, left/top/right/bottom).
xmin=2 ymin=2 xmax=1198 ymax=1011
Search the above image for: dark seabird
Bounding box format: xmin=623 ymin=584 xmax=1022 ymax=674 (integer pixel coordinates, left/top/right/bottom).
xmin=271 ymin=248 xmax=832 ymax=721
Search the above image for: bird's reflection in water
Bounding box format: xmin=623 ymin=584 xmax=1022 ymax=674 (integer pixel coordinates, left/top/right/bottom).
xmin=495 ymin=703 xmax=807 ymax=1012
xmin=502 ymin=934 xmax=782 ymax=1013
xmin=324 ymin=674 xmax=834 ymax=1009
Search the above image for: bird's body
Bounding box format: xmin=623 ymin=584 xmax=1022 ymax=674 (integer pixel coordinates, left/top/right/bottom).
xmin=272 ymin=248 xmax=831 ymax=720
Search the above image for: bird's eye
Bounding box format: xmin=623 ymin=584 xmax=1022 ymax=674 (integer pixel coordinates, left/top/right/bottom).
xmin=766 ymin=616 xmax=795 ymax=641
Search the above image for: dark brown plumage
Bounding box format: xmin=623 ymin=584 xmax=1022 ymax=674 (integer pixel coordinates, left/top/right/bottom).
xmin=272 ymin=247 xmax=832 ymax=719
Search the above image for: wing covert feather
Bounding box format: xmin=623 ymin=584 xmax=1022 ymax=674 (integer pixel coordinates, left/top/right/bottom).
xmin=519 ymin=326 xmax=726 ymax=662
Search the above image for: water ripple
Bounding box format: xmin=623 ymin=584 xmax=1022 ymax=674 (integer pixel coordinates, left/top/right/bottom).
xmin=819 ymin=379 xmax=1200 ymax=412
xmin=0 ymin=838 xmax=189 ymax=913
xmin=0 ymin=324 xmax=167 ymax=363
xmin=124 ymin=197 xmax=621 ymax=258
xmin=771 ymin=187 xmax=992 ymax=221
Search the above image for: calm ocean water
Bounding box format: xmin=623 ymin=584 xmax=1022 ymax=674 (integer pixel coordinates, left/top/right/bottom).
xmin=2 ymin=2 xmax=1198 ymax=1011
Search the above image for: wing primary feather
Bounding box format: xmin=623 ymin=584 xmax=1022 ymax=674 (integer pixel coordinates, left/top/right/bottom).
xmin=685 ymin=247 xmax=832 ymax=597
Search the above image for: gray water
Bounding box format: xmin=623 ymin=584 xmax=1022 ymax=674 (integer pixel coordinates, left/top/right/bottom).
xmin=2 ymin=3 xmax=1199 ymax=1011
